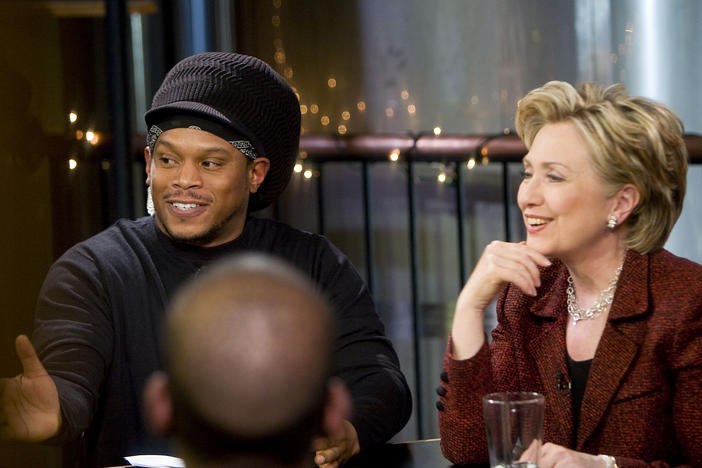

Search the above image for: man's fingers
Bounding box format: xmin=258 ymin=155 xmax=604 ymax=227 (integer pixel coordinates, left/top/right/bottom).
xmin=14 ymin=335 xmax=47 ymax=378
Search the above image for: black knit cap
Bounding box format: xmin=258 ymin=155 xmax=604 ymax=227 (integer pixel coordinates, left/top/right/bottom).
xmin=145 ymin=52 xmax=301 ymax=211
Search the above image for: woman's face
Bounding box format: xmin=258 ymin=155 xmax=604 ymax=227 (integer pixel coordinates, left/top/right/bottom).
xmin=517 ymin=121 xmax=617 ymax=263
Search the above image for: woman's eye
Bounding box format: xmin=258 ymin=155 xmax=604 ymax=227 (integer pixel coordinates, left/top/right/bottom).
xmin=520 ymin=169 xmax=532 ymax=179
xmin=547 ymin=174 xmax=564 ymax=182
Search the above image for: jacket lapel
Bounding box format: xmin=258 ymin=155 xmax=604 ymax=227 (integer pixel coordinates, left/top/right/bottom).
xmin=576 ymin=251 xmax=651 ymax=449
xmin=526 ymin=270 xmax=574 ymax=447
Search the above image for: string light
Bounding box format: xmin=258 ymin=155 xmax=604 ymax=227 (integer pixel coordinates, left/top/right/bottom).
xmin=75 ymin=130 xmax=84 ymax=140
xmin=271 ymin=15 xmax=280 ymax=27
xmin=310 ymin=104 xmax=319 ymax=114
xmin=327 ymin=78 xmax=337 ymax=88
xmin=341 ymin=111 xmax=350 ymax=120
xmin=300 ymin=151 xmax=308 ymax=159
xmin=337 ymin=125 xmax=347 ymax=134
xmin=320 ymin=115 xmax=330 ymax=126
xmin=69 ymin=112 xmax=78 ymax=124
xmin=433 ymin=126 xmax=442 ymax=136
xmin=401 ymin=90 xmax=409 ymax=100
xmin=407 ymin=104 xmax=416 ymax=115
xmin=86 ymin=131 xmax=99 ymax=145
xmin=385 ymin=107 xmax=394 ymax=118
xmin=437 ymin=172 xmax=447 ymax=183
xmin=68 ymin=158 xmax=78 ymax=170
xmin=284 ymin=67 xmax=293 ymax=79
xmin=300 ymin=105 xmax=308 ymax=114
xmin=388 ymin=149 xmax=400 ymax=162
xmin=467 ymin=158 xmax=476 ymax=170
xmin=357 ymin=101 xmax=366 ymax=111
xmin=101 ymin=160 xmax=110 ymax=170
xmin=294 ymin=163 xmax=303 ymax=173
xmin=303 ymin=169 xmax=313 ymax=179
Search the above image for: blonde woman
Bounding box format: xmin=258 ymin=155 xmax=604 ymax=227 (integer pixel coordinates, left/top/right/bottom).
xmin=438 ymin=81 xmax=701 ymax=467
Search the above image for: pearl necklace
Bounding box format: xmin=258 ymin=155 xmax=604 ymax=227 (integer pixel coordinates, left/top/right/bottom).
xmin=566 ymin=264 xmax=623 ymax=326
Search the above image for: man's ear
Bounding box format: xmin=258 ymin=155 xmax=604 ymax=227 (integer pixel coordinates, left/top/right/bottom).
xmin=144 ymin=146 xmax=153 ymax=186
xmin=143 ymin=371 xmax=174 ymax=437
xmin=249 ymin=157 xmax=270 ymax=194
xmin=610 ymin=183 xmax=640 ymax=225
xmin=322 ymin=378 xmax=352 ymax=437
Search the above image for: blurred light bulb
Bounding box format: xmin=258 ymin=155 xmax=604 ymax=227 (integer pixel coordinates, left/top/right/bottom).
xmin=438 ymin=172 xmax=447 ymax=183
xmin=327 ymin=78 xmax=336 ymax=88
xmin=389 ymin=149 xmax=400 ymax=162
xmin=294 ymin=163 xmax=303 ymax=173
xmin=304 ymin=170 xmax=313 ymax=179
xmin=467 ymin=158 xmax=476 ymax=170
xmin=433 ymin=126 xmax=442 ymax=136
xmin=69 ymin=112 xmax=78 ymax=123
xmin=68 ymin=158 xmax=77 ymax=170
xmin=356 ymin=101 xmax=366 ymax=111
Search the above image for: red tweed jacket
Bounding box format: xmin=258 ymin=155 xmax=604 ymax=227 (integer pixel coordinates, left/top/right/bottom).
xmin=438 ymin=249 xmax=702 ymax=468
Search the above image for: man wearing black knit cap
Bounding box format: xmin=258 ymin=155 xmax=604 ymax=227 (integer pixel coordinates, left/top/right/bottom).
xmin=0 ymin=52 xmax=411 ymax=467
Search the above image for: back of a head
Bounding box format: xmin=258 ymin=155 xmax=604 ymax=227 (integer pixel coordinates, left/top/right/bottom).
xmin=163 ymin=253 xmax=334 ymax=466
xmin=515 ymin=80 xmax=688 ymax=254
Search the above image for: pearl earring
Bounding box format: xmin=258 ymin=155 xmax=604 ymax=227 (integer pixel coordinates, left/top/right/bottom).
xmin=607 ymin=214 xmax=617 ymax=229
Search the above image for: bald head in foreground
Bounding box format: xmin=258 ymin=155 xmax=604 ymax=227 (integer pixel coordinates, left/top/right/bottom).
xmin=144 ymin=254 xmax=351 ymax=468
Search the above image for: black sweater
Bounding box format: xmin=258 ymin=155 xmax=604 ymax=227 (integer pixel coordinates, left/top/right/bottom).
xmin=32 ymin=216 xmax=411 ymax=467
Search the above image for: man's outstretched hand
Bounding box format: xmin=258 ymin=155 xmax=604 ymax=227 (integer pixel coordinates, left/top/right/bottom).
xmin=0 ymin=335 xmax=61 ymax=441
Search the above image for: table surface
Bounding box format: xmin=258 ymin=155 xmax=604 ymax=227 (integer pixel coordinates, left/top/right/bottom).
xmin=346 ymin=438 xmax=484 ymax=468
xmin=112 ymin=439 xmax=486 ymax=468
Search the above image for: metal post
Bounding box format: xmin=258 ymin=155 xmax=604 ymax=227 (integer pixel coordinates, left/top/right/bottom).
xmin=106 ymin=0 xmax=134 ymax=220
xmin=362 ymin=161 xmax=375 ymax=294
xmin=407 ymin=159 xmax=424 ymax=438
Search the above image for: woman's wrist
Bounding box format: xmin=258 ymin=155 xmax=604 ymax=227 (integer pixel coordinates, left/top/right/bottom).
xmin=598 ymin=454 xmax=619 ymax=468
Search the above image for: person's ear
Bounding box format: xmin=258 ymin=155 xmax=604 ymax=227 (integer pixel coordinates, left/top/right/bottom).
xmin=609 ymin=183 xmax=640 ymax=225
xmin=249 ymin=157 xmax=270 ymax=193
xmin=144 ymin=146 xmax=153 ymax=186
xmin=143 ymin=371 xmax=174 ymax=437
xmin=322 ymin=378 xmax=352 ymax=437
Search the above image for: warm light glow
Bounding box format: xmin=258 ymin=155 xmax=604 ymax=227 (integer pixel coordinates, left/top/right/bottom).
xmin=76 ymin=130 xmax=84 ymax=140
xmin=273 ymin=0 xmax=281 ymax=8
xmin=401 ymin=90 xmax=409 ymax=100
xmin=327 ymin=78 xmax=337 ymax=88
xmin=294 ymin=163 xmax=303 ymax=173
xmin=101 ymin=160 xmax=111 ymax=170
xmin=303 ymin=170 xmax=313 ymax=179
xmin=300 ymin=104 xmax=308 ymax=114
xmin=385 ymin=107 xmax=394 ymax=118
xmin=481 ymin=155 xmax=489 ymax=165
xmin=85 ymin=131 xmax=100 ymax=145
xmin=433 ymin=126 xmax=442 ymax=136
xmin=271 ymin=15 xmax=280 ymax=27
xmin=310 ymin=104 xmax=319 ymax=114
xmin=503 ymin=128 xmax=510 ymax=135
xmin=388 ymin=149 xmax=400 ymax=162
xmin=467 ymin=158 xmax=476 ymax=170
xmin=284 ymin=67 xmax=294 ymax=79
xmin=337 ymin=125 xmax=347 ymax=134
xmin=320 ymin=115 xmax=330 ymax=126
xmin=274 ymin=50 xmax=286 ymax=64
xmin=86 ymin=131 xmax=99 ymax=145
xmin=480 ymin=146 xmax=488 ymax=156
xmin=300 ymin=151 xmax=308 ymax=159
xmin=69 ymin=112 xmax=78 ymax=123
xmin=407 ymin=104 xmax=416 ymax=115
xmin=341 ymin=111 xmax=350 ymax=120
xmin=356 ymin=101 xmax=366 ymax=111
xmin=437 ymin=172 xmax=446 ymax=183
xmin=68 ymin=158 xmax=78 ymax=170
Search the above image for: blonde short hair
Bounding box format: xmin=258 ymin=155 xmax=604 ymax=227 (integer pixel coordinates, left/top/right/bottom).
xmin=515 ymin=81 xmax=687 ymax=254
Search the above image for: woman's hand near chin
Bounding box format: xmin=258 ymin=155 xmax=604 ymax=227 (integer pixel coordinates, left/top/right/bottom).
xmin=451 ymin=241 xmax=551 ymax=359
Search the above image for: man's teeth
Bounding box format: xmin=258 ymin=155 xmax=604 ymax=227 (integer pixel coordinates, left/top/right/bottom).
xmin=172 ymin=202 xmax=198 ymax=211
xmin=526 ymin=217 xmax=548 ymax=226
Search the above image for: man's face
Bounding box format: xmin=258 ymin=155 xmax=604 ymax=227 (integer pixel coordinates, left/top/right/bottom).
xmin=145 ymin=127 xmax=268 ymax=247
